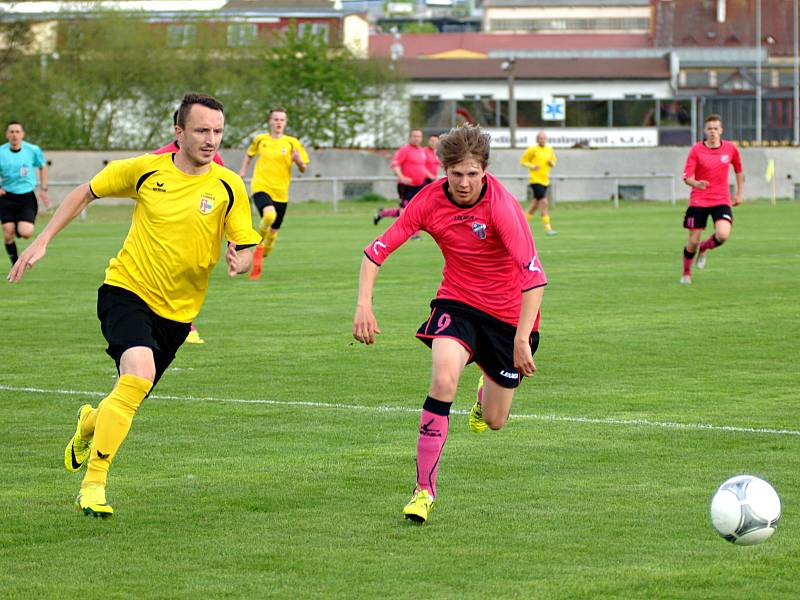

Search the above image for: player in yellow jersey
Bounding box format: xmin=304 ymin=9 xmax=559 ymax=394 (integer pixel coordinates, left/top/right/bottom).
xmin=8 ymin=92 xmax=261 ymax=518
xmin=520 ymin=131 xmax=557 ymax=236
xmin=239 ymin=107 xmax=309 ymax=280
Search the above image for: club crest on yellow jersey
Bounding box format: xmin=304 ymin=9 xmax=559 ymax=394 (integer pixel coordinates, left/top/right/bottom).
xmin=199 ymin=193 xmax=215 ymax=215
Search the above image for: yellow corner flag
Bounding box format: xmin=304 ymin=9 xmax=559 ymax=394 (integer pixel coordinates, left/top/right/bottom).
xmin=765 ymin=159 xmax=775 ymax=182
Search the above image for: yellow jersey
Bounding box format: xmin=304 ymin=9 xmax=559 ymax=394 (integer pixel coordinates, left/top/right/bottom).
xmin=90 ymin=153 xmax=261 ymax=323
xmin=520 ymin=144 xmax=557 ymax=186
xmin=246 ymin=134 xmax=309 ymax=203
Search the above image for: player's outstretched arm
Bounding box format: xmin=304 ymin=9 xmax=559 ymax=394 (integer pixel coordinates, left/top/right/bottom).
xmin=353 ymin=256 xmax=382 ymax=345
xmin=225 ymin=243 xmax=254 ymax=276
xmin=733 ymin=171 xmax=744 ymax=206
xmin=238 ymin=154 xmax=252 ymax=178
xmin=7 ymin=183 xmax=94 ymax=283
xmin=513 ymin=286 xmax=544 ymax=377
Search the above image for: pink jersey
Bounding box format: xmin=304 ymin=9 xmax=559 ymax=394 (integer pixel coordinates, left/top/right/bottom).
xmin=364 ymin=173 xmax=547 ymax=329
xmin=424 ymin=146 xmax=440 ymax=179
xmin=153 ymin=140 xmax=225 ymax=166
xmin=390 ymin=143 xmax=429 ymax=186
xmin=683 ymin=140 xmax=742 ymax=207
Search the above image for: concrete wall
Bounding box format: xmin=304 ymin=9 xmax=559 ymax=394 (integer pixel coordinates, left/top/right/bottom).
xmin=43 ymin=146 xmax=800 ymax=206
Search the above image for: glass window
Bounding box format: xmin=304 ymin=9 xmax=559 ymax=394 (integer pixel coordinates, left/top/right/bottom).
xmin=565 ymin=100 xmax=607 ymax=127
xmin=659 ymin=100 xmax=692 ymax=126
xmin=613 ymin=99 xmax=656 ymax=127
xmin=167 ymin=24 xmax=197 ymax=48
xmin=779 ymin=69 xmax=798 ymax=88
xmin=410 ymin=98 xmax=454 ymax=130
xmin=298 ymin=22 xmax=330 ymax=43
xmin=227 ymin=23 xmax=257 ymax=47
xmin=507 ymin=101 xmax=544 ymax=128
xmin=456 ymin=98 xmax=498 ymax=127
xmin=683 ymin=70 xmax=709 ymax=87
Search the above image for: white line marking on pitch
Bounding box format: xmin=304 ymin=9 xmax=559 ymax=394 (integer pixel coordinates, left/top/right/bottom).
xmin=1 ymin=384 xmax=799 ymax=438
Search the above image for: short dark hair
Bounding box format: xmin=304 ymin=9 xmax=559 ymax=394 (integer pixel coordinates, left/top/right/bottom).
xmin=6 ymin=121 xmax=23 ymax=130
xmin=704 ymin=113 xmax=723 ymax=125
xmin=176 ymin=92 xmax=224 ymax=128
xmin=269 ymin=107 xmax=287 ymax=118
xmin=436 ymin=124 xmax=491 ymax=170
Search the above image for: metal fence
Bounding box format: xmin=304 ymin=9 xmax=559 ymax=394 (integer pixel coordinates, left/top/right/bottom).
xmin=42 ymin=172 xmax=677 ymax=214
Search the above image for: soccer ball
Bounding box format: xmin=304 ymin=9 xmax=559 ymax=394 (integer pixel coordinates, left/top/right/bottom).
xmin=710 ymin=475 xmax=781 ymax=545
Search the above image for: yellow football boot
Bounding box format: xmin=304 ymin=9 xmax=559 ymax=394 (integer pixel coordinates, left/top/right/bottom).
xmin=403 ymin=489 xmax=434 ymax=524
xmin=469 ymin=376 xmax=489 ymax=433
xmin=64 ymin=404 xmax=93 ymax=473
xmin=75 ymin=484 xmax=113 ymax=519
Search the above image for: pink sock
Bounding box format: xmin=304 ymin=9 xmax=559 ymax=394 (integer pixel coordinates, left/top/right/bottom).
xmin=682 ymin=248 xmax=695 ymax=276
xmin=700 ymin=235 xmax=720 ymax=252
xmin=415 ymin=397 xmax=450 ymax=498
xmin=379 ymin=207 xmax=400 ymax=218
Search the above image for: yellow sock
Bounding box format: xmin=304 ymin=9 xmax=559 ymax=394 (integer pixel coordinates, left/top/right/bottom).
xmin=262 ymin=229 xmax=279 ymax=257
xmin=80 ymin=402 xmax=102 ymax=439
xmin=82 ymin=374 xmax=153 ymax=488
xmin=542 ymin=214 xmax=552 ymax=231
xmin=258 ymin=208 xmax=277 ymax=240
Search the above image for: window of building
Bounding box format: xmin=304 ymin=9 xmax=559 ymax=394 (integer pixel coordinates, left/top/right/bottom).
xmin=456 ymin=97 xmax=498 ymax=127
xmin=298 ymin=22 xmax=330 ymax=43
xmin=683 ymin=71 xmax=710 ymax=87
xmin=227 ymin=23 xmax=257 ymax=47
xmin=411 ymin=98 xmax=454 ymax=130
xmin=489 ymin=17 xmax=648 ymax=33
xmin=167 ymin=24 xmax=197 ymax=48
xmin=612 ymin=99 xmax=657 ymax=127
xmin=565 ymin=100 xmax=608 ymax=127
xmin=659 ymin=100 xmax=691 ymax=126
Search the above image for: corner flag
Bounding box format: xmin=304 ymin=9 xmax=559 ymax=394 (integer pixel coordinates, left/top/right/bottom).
xmin=765 ymin=159 xmax=775 ymax=182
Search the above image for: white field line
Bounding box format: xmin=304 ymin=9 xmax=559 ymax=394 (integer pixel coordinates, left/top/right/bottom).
xmin=2 ymin=384 xmax=799 ymax=438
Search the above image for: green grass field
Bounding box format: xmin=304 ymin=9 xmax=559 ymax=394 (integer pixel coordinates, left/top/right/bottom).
xmin=1 ymin=199 xmax=798 ymax=599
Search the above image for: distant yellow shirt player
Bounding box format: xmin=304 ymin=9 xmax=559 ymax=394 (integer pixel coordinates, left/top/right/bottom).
xmin=520 ymin=131 xmax=558 ymax=235
xmin=240 ymin=107 xmax=309 ymax=279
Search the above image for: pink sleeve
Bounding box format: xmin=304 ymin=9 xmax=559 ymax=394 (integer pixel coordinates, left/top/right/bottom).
xmin=390 ymin=146 xmax=406 ymax=170
xmin=363 ymin=192 xmax=426 ymax=266
xmin=683 ymin=146 xmax=697 ymax=180
xmin=213 ymin=153 xmax=225 ymax=166
xmin=731 ymin=145 xmax=742 ymax=173
xmin=493 ymin=190 xmax=547 ymax=290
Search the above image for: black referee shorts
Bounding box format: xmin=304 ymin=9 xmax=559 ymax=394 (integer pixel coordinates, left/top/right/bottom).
xmin=416 ymin=298 xmax=540 ymax=389
xmin=97 ymin=284 xmax=190 ymax=387
xmin=0 ymin=191 xmax=38 ymax=224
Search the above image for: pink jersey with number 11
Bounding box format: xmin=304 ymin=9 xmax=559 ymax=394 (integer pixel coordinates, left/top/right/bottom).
xmin=364 ymin=173 xmax=547 ymax=330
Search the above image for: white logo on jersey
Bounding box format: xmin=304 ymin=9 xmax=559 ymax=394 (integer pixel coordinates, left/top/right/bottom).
xmin=372 ymin=240 xmax=387 ymax=255
xmin=720 ymin=155 xmax=730 ymax=163
xmin=527 ymin=255 xmax=541 ymax=273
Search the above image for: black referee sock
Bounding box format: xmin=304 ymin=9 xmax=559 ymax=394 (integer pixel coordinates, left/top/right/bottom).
xmin=5 ymin=242 xmax=17 ymax=265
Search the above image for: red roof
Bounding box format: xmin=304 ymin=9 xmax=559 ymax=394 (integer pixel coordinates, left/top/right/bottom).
xmin=654 ymin=0 xmax=797 ymax=57
xmin=370 ymin=32 xmax=654 ymax=59
xmin=396 ymin=57 xmax=670 ymax=80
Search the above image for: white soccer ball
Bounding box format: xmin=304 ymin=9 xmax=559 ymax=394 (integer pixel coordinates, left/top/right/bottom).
xmin=710 ymin=475 xmax=781 ymax=545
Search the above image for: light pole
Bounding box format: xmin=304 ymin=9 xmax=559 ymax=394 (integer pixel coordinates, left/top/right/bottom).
xmin=501 ymin=58 xmax=517 ymax=148
xmin=794 ymin=0 xmax=799 ymax=145
xmin=755 ymin=0 xmax=762 ymax=144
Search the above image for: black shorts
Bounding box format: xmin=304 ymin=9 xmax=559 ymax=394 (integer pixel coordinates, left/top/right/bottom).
xmin=252 ymin=192 xmax=288 ymax=230
xmin=416 ymin=299 xmax=540 ymax=389
xmin=683 ymin=204 xmax=733 ymax=230
xmin=97 ymin=284 xmax=190 ymax=388
xmin=0 ymin=191 xmax=38 ymax=224
xmin=397 ymin=183 xmax=426 ymax=208
xmin=529 ymin=184 xmax=549 ymax=201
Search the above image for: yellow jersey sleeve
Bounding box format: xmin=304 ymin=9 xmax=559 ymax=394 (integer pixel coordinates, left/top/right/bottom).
xmin=90 ymin=154 xmax=153 ymax=199
xmin=223 ymin=173 xmax=262 ymax=246
xmin=246 ymin=134 xmax=265 ymax=158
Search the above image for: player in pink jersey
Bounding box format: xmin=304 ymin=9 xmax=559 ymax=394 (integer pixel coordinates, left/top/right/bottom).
xmin=152 ymin=109 xmax=224 ymax=344
xmin=373 ymin=129 xmax=437 ymax=226
xmin=353 ymin=124 xmax=546 ymax=524
xmin=423 ymin=133 xmax=440 ymax=184
xmin=680 ymin=114 xmax=743 ymax=284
